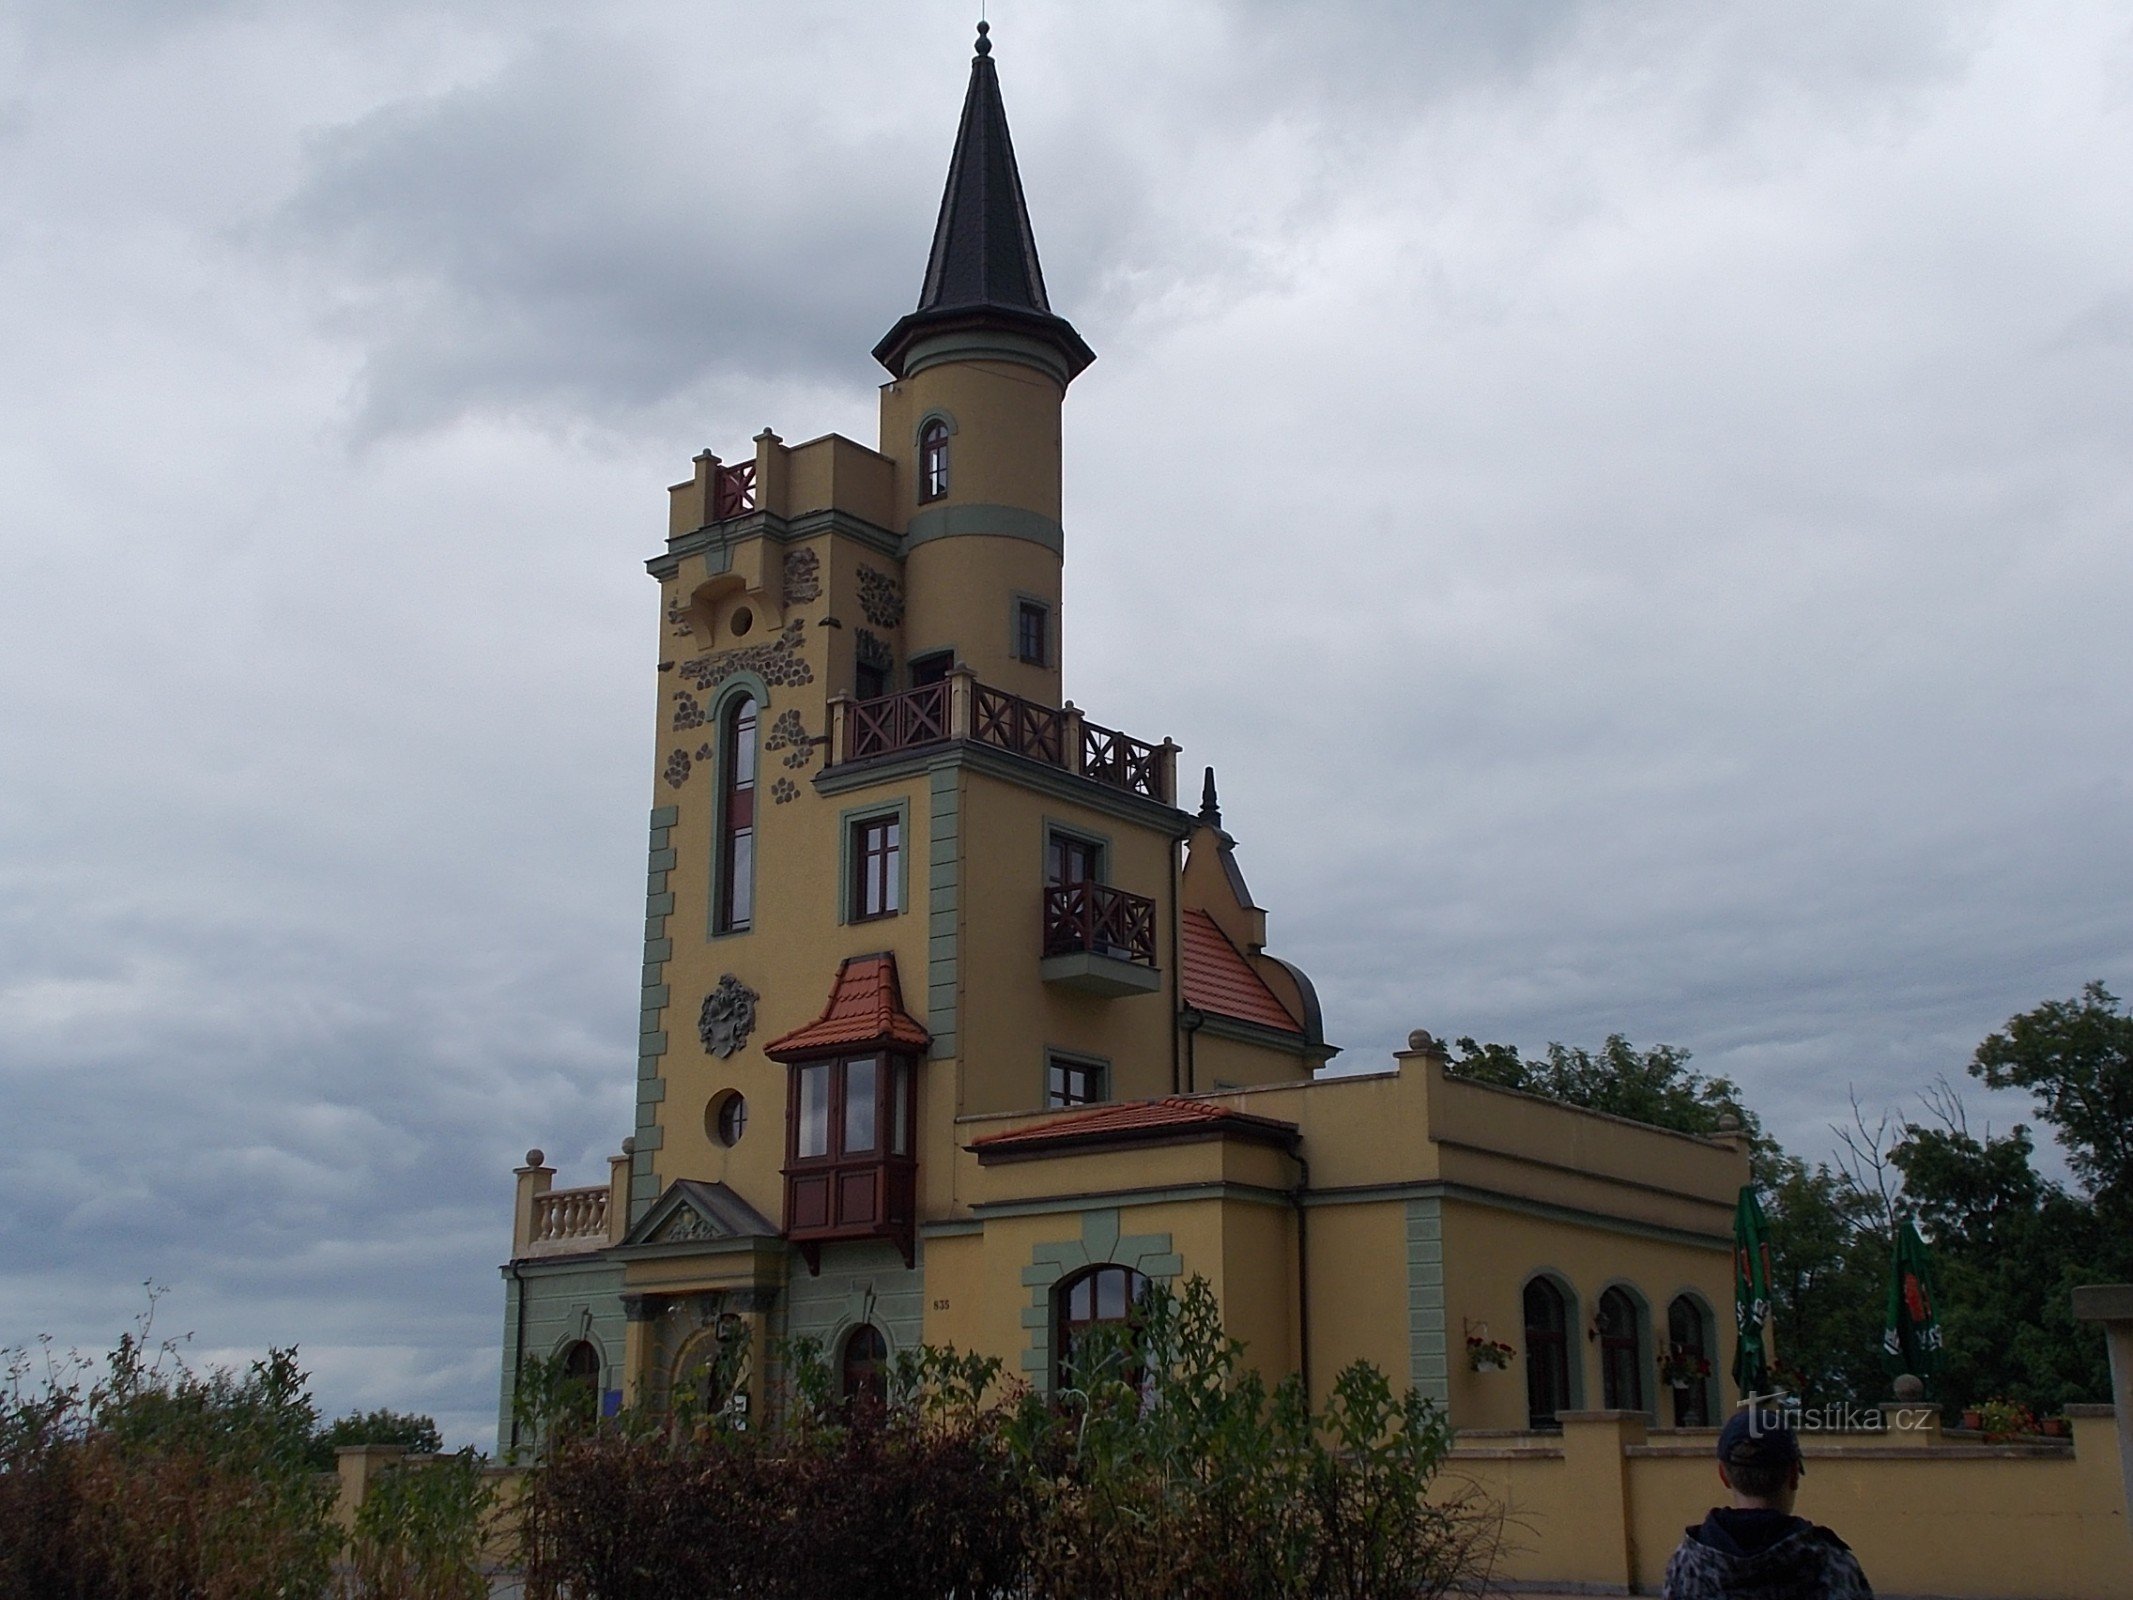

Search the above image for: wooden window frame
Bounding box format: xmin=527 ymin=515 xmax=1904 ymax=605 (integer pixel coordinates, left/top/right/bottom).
xmin=847 ymin=812 xmax=903 ymax=923
xmin=1046 ymin=1052 xmax=1109 ymax=1108
xmin=919 ymin=419 xmax=950 ymax=501
xmin=783 ymin=1051 xmax=921 ymax=1266
xmin=1523 ymin=1276 xmax=1574 ymax=1430
xmin=1013 ymin=598 xmax=1049 ymax=667
xmin=1666 ymin=1293 xmax=1714 ymax=1428
xmin=1597 ymin=1286 xmax=1645 ymax=1414
xmin=714 ymin=694 xmax=758 ymax=935
xmin=1055 ymin=1264 xmax=1151 ymax=1392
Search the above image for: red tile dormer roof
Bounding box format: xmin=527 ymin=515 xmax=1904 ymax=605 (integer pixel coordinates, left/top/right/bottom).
xmin=763 ymin=953 xmax=931 ymax=1063
xmin=1180 ymin=910 xmax=1302 ymax=1034
xmin=971 ymin=1095 xmax=1299 ymax=1161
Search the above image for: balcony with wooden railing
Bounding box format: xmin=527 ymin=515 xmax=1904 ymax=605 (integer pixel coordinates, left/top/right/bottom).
xmin=1040 ymin=880 xmax=1162 ymax=997
xmin=512 ymin=1146 xmax=632 ymax=1260
xmin=830 ymin=668 xmax=1178 ymax=808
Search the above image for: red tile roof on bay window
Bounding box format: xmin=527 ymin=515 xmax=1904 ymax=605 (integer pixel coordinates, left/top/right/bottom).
xmin=763 ymin=953 xmax=931 ymax=1062
xmin=1180 ymin=910 xmax=1302 ymax=1034
xmin=971 ymin=1095 xmax=1299 ymax=1157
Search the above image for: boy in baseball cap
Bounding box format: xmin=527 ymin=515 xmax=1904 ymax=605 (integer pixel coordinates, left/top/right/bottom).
xmin=1661 ymin=1407 xmax=1874 ymax=1598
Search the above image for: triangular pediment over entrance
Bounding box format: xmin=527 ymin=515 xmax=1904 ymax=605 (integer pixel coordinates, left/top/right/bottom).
xmin=618 ymin=1179 xmax=779 ymax=1251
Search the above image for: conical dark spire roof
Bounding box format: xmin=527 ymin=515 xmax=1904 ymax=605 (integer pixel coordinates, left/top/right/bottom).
xmin=874 ymin=24 xmax=1094 ymax=383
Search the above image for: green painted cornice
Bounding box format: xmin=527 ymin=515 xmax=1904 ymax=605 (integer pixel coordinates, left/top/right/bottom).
xmin=815 ymin=741 xmax=1191 ymax=837
xmin=650 ymin=507 xmax=902 ymax=580
xmin=906 ymin=502 xmax=1063 ymax=554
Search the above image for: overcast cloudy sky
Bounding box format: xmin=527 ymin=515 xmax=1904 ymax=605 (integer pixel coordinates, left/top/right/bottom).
xmin=3 ymin=0 xmax=2128 ymax=1447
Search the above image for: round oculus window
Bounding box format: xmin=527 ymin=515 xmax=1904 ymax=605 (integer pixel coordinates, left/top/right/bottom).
xmin=728 ymin=606 xmax=753 ymax=637
xmin=708 ymin=1091 xmax=748 ymax=1148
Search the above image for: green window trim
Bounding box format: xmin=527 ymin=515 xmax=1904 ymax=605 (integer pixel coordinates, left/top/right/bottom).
xmin=838 ymin=797 xmax=912 ymax=926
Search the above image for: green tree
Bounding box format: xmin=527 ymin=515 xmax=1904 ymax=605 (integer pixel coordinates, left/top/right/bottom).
xmin=1450 ymin=1034 xmax=1760 ymax=1145
xmin=307 ymin=1406 xmax=444 ymax=1471
xmin=1971 ymin=982 xmax=2133 ymax=1215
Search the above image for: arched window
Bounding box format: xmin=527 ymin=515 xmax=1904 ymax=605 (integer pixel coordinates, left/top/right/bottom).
xmin=1666 ymin=1294 xmax=1715 ymax=1427
xmin=560 ymin=1339 xmax=600 ymax=1387
xmin=1055 ymin=1264 xmax=1150 ymax=1391
xmin=919 ymin=419 xmax=950 ymax=501
xmin=1598 ymin=1286 xmax=1645 ymax=1413
xmin=842 ymin=1323 xmax=888 ymax=1410
xmin=1523 ymin=1276 xmax=1573 ymax=1430
xmin=715 ymin=695 xmax=757 ymax=933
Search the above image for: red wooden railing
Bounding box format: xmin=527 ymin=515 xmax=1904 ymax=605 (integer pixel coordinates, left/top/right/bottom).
xmin=847 ymin=681 xmax=950 ymax=760
xmin=1080 ymin=719 xmax=1160 ymax=802
xmin=840 ymin=676 xmax=1168 ymax=804
xmin=1043 ymin=881 xmax=1158 ymax=967
xmin=971 ymin=683 xmax=1065 ymax=766
xmin=713 ymin=460 xmax=757 ymax=520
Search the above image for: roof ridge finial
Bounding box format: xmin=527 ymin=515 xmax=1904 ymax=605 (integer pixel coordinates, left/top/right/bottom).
xmin=974 ymin=18 xmax=991 ymax=56
xmin=1199 ymin=766 xmax=1222 ymax=828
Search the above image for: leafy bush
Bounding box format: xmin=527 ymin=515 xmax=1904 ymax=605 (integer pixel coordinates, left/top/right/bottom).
xmin=521 ymin=1276 xmax=1500 ymax=1600
xmin=0 ymin=1301 xmax=491 ymax=1600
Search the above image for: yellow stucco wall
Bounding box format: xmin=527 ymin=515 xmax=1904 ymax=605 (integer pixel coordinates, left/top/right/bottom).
xmin=1448 ymin=1411 xmax=2131 ymax=1598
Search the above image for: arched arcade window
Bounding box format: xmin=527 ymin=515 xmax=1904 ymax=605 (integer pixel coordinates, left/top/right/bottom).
xmin=919 ymin=419 xmax=950 ymax=500
xmin=1597 ymin=1286 xmax=1646 ymax=1413
xmin=1666 ymin=1293 xmax=1715 ymax=1427
xmin=1055 ymin=1264 xmax=1150 ymax=1392
xmin=715 ymin=694 xmax=757 ymax=933
xmin=1523 ymin=1276 xmax=1572 ymax=1430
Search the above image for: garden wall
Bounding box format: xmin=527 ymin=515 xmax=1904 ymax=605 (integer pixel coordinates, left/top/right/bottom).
xmin=1447 ymin=1406 xmax=2128 ymax=1598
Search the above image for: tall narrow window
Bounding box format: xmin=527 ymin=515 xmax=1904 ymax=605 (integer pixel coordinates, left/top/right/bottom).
xmin=919 ymin=419 xmax=949 ymax=500
xmin=849 ymin=814 xmax=901 ymax=921
xmin=1015 ymin=600 xmax=1048 ymax=666
xmin=1524 ymin=1277 xmax=1572 ymax=1430
xmin=1598 ymin=1286 xmax=1645 ymax=1413
xmin=855 ymin=658 xmax=889 ymax=702
xmin=842 ymin=1324 xmax=888 ymax=1409
xmin=1666 ymin=1294 xmax=1713 ymax=1428
xmin=716 ymin=695 xmax=757 ymax=933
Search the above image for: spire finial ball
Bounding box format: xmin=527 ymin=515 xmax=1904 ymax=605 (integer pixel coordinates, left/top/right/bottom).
xmin=525 ymin=1148 xmax=545 ymax=1168
xmin=975 ymin=19 xmax=991 ymax=55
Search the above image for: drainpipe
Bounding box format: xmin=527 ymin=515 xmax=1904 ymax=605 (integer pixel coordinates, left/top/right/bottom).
xmin=506 ymin=1261 xmax=528 ymax=1459
xmin=1290 ymin=1148 xmax=1312 ymax=1407
xmin=1169 ymin=839 xmax=1186 ymax=1095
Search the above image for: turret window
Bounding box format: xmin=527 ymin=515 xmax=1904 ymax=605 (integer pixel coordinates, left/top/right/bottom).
xmin=1015 ymin=600 xmax=1048 ymax=666
xmin=715 ymin=695 xmax=758 ymax=934
xmin=919 ymin=420 xmax=950 ymax=500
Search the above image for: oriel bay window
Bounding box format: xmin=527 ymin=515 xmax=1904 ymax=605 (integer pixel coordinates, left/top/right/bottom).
xmin=784 ymin=1052 xmax=917 ymax=1269
xmin=763 ymin=953 xmax=931 ymax=1272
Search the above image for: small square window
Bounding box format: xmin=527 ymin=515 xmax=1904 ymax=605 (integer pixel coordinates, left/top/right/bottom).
xmin=1047 ymin=1054 xmax=1108 ymax=1108
xmin=849 ymin=814 xmax=901 ymax=921
xmin=1015 ymin=601 xmax=1048 ymax=666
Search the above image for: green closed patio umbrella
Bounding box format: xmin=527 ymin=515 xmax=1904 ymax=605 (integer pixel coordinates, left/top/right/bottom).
xmin=1732 ymin=1185 xmax=1773 ymax=1399
xmin=1880 ymin=1216 xmax=1943 ymax=1383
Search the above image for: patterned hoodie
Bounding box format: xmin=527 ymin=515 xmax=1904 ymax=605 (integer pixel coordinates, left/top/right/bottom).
xmin=1662 ymin=1507 xmax=1874 ymax=1600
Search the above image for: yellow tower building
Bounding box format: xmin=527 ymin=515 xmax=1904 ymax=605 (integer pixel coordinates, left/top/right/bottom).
xmin=498 ymin=24 xmax=1748 ymax=1453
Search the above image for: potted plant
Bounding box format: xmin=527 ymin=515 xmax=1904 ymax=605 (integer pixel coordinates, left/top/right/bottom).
xmin=1657 ymin=1342 xmax=1713 ymax=1390
xmin=1465 ymin=1335 xmax=1517 ymax=1372
xmin=1975 ymin=1397 xmax=2036 ymax=1442
xmin=2039 ymin=1416 xmax=2069 ymax=1439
